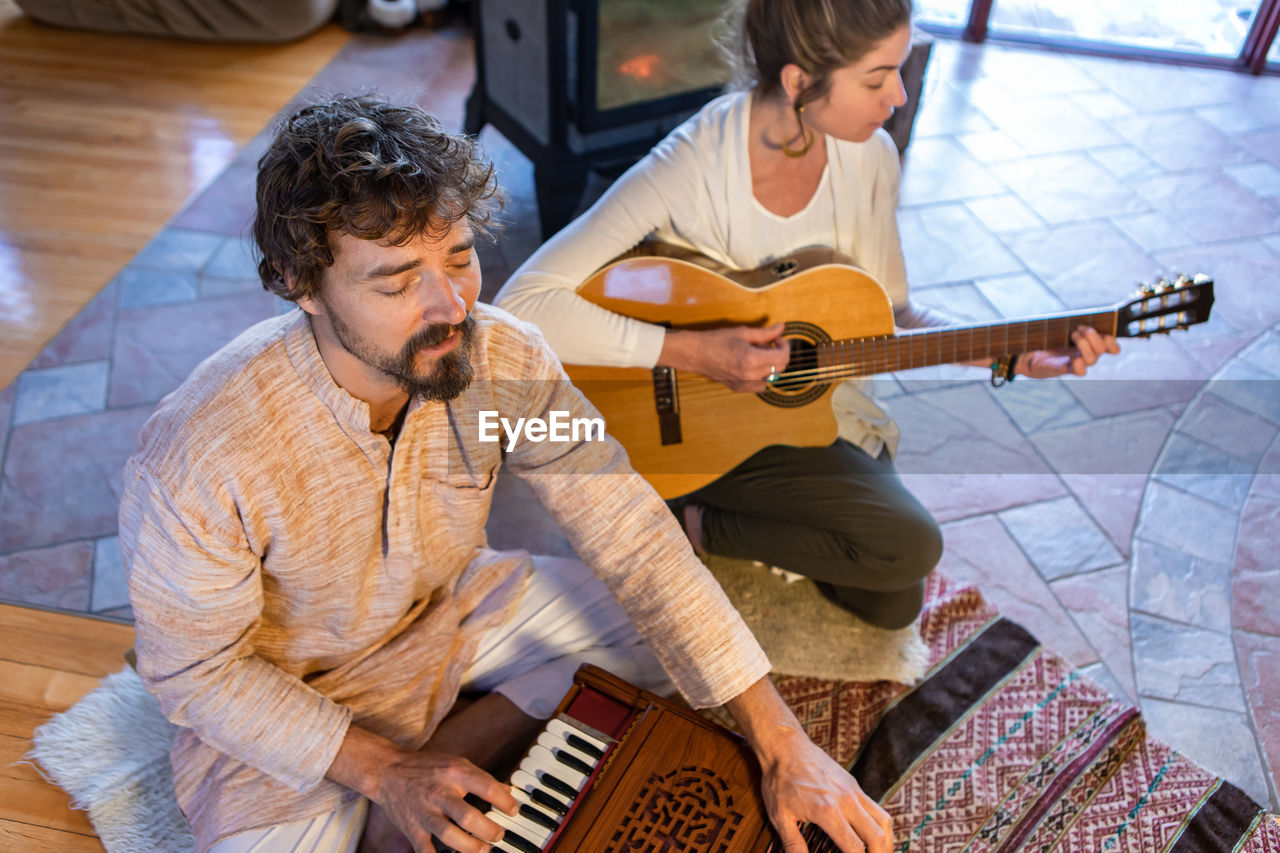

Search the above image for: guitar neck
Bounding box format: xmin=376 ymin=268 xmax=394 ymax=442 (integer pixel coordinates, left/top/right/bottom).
xmin=821 ymin=310 xmax=1119 ymax=378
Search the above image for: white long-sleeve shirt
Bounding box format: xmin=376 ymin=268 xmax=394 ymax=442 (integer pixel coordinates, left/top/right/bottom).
xmin=496 ymin=89 xmax=940 ymax=458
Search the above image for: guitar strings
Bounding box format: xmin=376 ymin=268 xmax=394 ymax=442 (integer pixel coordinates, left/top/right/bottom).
xmin=658 ymin=343 xmax=1034 ymax=399
xmin=646 ymin=311 xmax=1120 ymax=401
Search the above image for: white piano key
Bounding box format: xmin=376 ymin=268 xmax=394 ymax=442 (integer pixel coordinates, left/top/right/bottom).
xmin=540 ymin=727 xmax=603 ymax=764
xmin=525 ymin=745 xmax=588 ymax=790
xmin=547 ymin=717 xmax=608 ymax=752
xmin=511 ymin=787 xmax=563 ymax=827
xmin=511 ymin=769 xmax=571 ymax=815
xmin=487 ymin=807 xmax=552 ymax=848
xmin=535 ymin=732 xmax=597 ymax=775
xmin=510 ymin=769 xmax=544 ymax=797
xmin=484 ymin=810 xmax=541 ymax=853
xmin=492 ymin=826 xmax=543 ymax=853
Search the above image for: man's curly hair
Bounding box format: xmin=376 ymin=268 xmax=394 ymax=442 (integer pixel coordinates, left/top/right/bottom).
xmin=253 ymin=94 xmax=502 ymax=302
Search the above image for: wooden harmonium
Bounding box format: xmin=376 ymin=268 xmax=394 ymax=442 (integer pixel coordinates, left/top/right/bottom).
xmin=486 ymin=664 xmax=841 ymax=853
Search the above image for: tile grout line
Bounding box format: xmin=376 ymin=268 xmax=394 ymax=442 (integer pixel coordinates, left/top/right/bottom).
xmin=988 ymin=507 xmax=1104 ymax=671
xmin=1231 ymin=428 xmax=1280 ymax=808
xmin=1128 ymin=331 xmax=1279 ymax=807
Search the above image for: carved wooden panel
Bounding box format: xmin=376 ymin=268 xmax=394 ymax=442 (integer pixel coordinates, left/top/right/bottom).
xmin=548 ymin=685 xmax=774 ymax=853
xmin=611 ymin=765 xmax=745 ymax=852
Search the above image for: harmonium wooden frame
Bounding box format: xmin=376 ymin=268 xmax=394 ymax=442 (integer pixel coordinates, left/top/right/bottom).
xmin=487 ymin=664 xmax=839 ymax=853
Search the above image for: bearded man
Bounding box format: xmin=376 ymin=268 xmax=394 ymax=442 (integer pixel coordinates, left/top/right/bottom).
xmin=120 ymin=95 xmax=893 ymax=853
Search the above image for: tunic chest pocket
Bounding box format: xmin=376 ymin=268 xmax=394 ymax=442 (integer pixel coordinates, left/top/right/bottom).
xmin=422 ymin=463 xmax=499 ymax=544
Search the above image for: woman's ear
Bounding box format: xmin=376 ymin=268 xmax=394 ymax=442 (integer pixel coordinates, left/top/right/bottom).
xmin=779 ymin=63 xmax=811 ymax=106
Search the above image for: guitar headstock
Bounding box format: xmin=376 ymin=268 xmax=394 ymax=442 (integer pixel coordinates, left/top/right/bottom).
xmin=1115 ymin=273 xmax=1214 ymax=339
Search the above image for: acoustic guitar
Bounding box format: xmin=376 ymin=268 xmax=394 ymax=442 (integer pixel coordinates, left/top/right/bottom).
xmin=563 ymin=247 xmax=1215 ymax=499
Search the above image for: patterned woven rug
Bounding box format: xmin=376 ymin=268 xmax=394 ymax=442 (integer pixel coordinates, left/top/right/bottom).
xmin=765 ymin=573 xmax=1280 ymax=852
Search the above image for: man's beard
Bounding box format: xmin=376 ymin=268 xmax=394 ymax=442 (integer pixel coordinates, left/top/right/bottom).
xmin=330 ymin=311 xmax=476 ymax=402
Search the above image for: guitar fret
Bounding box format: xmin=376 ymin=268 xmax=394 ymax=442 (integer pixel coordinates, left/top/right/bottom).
xmin=822 ymin=308 xmax=1138 ymax=380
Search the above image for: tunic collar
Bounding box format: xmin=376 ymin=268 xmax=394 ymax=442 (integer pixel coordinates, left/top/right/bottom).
xmin=281 ymin=309 xmax=377 ymax=435
xmin=280 ymin=308 xmax=451 ymax=443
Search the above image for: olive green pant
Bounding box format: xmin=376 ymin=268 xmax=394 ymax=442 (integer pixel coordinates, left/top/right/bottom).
xmin=687 ymin=440 xmax=942 ymax=630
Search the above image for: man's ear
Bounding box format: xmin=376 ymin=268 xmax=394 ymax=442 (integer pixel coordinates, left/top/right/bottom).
xmin=779 ymin=63 xmax=811 ymax=107
xmin=285 ymin=272 xmax=323 ymax=317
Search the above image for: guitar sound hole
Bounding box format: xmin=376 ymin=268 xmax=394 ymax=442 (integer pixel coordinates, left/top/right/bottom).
xmin=761 ymin=338 xmax=827 ymax=408
xmin=783 ymin=339 xmax=816 ymax=379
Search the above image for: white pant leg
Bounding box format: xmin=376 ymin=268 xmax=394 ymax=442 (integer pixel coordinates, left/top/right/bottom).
xmin=209 ymin=557 xmax=669 ymax=851
xmin=463 ymin=555 xmax=673 ymax=718
xmin=208 ymin=797 xmax=367 ymax=853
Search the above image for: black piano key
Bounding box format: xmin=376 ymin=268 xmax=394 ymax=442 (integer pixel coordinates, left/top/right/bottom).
xmin=801 ymin=822 xmax=838 ymax=853
xmin=519 ymin=803 xmax=560 ymax=832
xmin=539 ymin=771 xmax=577 ymax=800
xmin=501 ymin=829 xmax=542 ymax=853
xmin=553 ymin=748 xmax=594 ymax=777
xmin=564 ymin=733 xmax=604 ymax=760
xmin=529 ymin=787 xmax=570 ymax=816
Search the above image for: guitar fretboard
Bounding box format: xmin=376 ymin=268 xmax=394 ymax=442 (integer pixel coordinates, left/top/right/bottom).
xmin=813 ymin=310 xmax=1118 ymax=379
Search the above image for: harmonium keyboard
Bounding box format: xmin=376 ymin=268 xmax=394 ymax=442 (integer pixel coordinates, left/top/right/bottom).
xmin=484 ymin=664 xmax=842 ymax=853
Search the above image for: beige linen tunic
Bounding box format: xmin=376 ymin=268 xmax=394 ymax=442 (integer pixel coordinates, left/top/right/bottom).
xmin=120 ymin=304 xmax=770 ymax=852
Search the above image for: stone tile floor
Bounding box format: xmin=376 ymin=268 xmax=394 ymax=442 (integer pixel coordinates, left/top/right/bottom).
xmin=0 ymin=24 xmax=1277 ymax=809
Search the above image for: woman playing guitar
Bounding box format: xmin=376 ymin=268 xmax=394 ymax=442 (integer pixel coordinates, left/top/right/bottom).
xmin=496 ymin=0 xmax=1118 ymax=632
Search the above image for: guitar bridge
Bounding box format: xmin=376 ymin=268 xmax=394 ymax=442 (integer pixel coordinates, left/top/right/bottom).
xmin=652 ymin=367 xmax=682 ymax=446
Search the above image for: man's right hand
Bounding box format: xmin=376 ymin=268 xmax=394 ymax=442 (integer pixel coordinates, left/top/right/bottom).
xmin=329 ymin=724 xmax=518 ymax=853
xmin=659 ymin=323 xmax=790 ymax=392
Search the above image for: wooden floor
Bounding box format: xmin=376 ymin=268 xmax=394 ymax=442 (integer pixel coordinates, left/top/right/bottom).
xmin=0 ymin=0 xmax=349 ymax=388
xmin=0 ymin=4 xmax=347 ymax=846
xmin=0 ymin=603 xmax=134 ymax=851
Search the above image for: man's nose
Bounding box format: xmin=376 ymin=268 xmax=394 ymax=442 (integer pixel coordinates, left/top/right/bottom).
xmin=421 ymin=273 xmax=468 ymax=325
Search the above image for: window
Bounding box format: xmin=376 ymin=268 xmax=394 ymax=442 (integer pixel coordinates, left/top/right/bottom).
xmin=915 ymin=0 xmax=973 ymax=28
xmin=986 ymin=0 xmax=1262 ymax=58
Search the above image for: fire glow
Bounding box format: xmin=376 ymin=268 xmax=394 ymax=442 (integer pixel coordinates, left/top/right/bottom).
xmin=617 ymin=53 xmax=660 ymax=81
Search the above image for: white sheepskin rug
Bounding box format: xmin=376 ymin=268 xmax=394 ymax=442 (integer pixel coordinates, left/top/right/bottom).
xmin=27 ymin=666 xmax=194 ymax=853
xmin=704 ymin=555 xmax=931 ymax=685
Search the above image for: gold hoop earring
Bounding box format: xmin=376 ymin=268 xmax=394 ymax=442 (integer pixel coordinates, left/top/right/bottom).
xmin=781 ymin=102 xmax=815 ymax=158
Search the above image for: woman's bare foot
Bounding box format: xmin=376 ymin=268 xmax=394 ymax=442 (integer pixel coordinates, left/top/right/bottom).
xmin=683 ymin=502 xmax=706 ymax=556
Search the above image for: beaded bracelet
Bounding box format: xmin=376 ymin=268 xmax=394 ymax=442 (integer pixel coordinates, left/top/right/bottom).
xmin=990 ymin=353 xmax=1019 ymax=387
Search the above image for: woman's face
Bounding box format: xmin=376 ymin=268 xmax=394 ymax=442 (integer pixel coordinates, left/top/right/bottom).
xmin=799 ymin=24 xmax=913 ymax=144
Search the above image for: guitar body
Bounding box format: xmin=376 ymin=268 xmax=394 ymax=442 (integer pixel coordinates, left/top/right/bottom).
xmin=565 ymin=255 xmax=896 ymax=499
